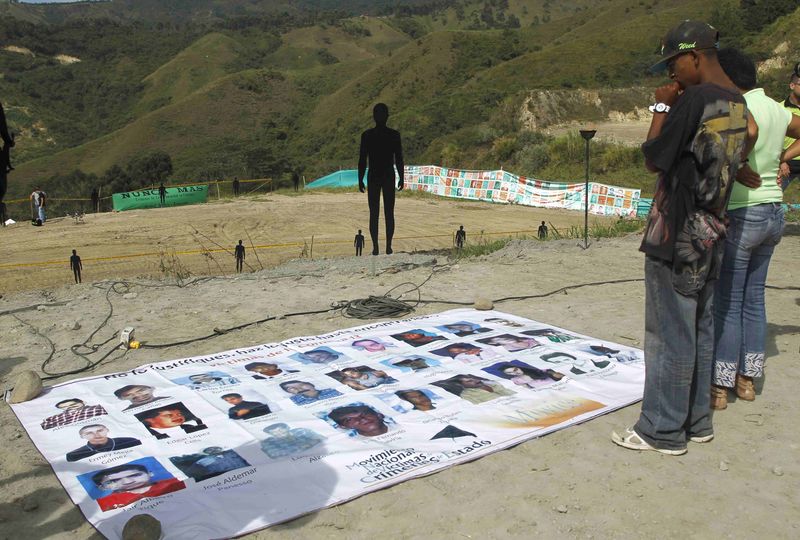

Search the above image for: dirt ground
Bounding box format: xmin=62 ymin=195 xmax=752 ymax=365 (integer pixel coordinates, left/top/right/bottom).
xmin=548 ymin=120 xmax=651 ymax=147
xmin=0 ymin=192 xmax=615 ymax=294
xmin=1 ymin=193 xmax=799 ymax=540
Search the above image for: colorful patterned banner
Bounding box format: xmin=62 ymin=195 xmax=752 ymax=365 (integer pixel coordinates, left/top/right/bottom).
xmin=405 ymin=166 xmax=641 ymax=218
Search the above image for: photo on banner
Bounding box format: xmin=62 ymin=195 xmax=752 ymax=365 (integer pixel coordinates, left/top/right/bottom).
xmin=76 ymin=457 xmax=186 ymax=512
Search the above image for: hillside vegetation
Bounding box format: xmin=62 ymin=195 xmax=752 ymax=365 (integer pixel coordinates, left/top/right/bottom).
xmin=1 ymin=0 xmax=798 ymax=206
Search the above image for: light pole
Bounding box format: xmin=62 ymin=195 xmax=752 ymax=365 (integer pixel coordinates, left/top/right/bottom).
xmin=579 ymin=129 xmax=596 ymax=250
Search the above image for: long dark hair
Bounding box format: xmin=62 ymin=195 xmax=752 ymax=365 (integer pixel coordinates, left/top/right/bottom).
xmin=494 ymin=362 xmax=548 ymax=380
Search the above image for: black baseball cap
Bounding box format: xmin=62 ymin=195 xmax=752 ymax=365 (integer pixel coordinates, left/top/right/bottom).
xmin=651 ymin=20 xmax=720 ymax=73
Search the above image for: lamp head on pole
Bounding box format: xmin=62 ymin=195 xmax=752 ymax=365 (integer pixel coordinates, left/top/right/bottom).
xmin=579 ymin=129 xmax=597 ymax=141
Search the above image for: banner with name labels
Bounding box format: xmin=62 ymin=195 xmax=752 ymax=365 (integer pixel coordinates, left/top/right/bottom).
xmin=111 ymin=185 xmax=209 ymax=211
xmin=10 ymin=309 xmax=644 ymax=539
xmin=405 ymin=166 xmax=641 ymax=218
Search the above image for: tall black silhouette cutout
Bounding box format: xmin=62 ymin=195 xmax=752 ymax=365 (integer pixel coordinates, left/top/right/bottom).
xmin=358 ymin=103 xmax=404 ymax=255
xmin=0 ymin=101 xmax=14 ymax=225
xmin=159 ymin=183 xmax=167 ymax=207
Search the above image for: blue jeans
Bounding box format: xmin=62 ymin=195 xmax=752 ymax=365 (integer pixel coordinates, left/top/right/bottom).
xmin=634 ymin=256 xmax=715 ymax=450
xmin=712 ymin=203 xmax=784 ymax=387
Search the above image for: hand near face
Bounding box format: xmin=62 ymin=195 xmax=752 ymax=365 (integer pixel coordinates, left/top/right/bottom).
xmin=654 ymin=82 xmax=681 ymax=106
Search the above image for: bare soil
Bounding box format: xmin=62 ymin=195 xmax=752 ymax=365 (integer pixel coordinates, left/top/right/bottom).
xmin=0 ymin=192 xmax=611 ymax=294
xmin=1 ymin=193 xmax=798 ymax=540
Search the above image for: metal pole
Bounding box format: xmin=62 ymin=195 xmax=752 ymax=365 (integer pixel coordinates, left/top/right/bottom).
xmin=584 ymin=138 xmax=589 ymax=249
xmin=578 ymin=129 xmax=596 ymax=250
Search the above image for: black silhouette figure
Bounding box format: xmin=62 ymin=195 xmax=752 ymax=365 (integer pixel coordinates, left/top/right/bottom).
xmin=0 ymin=101 xmax=14 ymax=225
xmin=455 ymin=225 xmax=466 ymax=249
xmin=91 ymin=187 xmax=100 ymax=213
xmin=358 ymin=103 xmax=404 ymax=255
xmin=233 ymin=176 xmax=240 ymax=197
xmin=70 ymin=249 xmax=82 ymax=284
xmin=538 ymin=221 xmax=548 ymax=240
xmin=234 ymin=240 xmax=245 ymax=273
xmin=159 ymin=183 xmax=167 ymax=207
xmin=292 ymin=171 xmax=300 ymax=192
xmin=354 ymin=229 xmax=365 ymax=256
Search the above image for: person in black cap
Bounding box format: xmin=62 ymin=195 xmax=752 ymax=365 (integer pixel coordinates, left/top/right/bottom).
xmin=358 ymin=103 xmax=404 ymax=256
xmin=779 ymin=62 xmax=800 ymax=189
xmin=611 ymin=20 xmax=757 ymax=456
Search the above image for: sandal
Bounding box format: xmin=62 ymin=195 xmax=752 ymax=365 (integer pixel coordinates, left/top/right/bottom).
xmin=611 ymin=427 xmax=687 ymax=455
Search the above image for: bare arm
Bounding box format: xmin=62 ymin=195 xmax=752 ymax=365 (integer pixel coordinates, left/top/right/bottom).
xmin=781 ymin=115 xmax=800 ymax=162
xmin=643 ymin=82 xmax=681 ymax=173
xmin=395 ymin=133 xmax=404 ymax=190
xmin=742 ymin=111 xmax=758 ymax=160
xmin=735 ymin=113 xmax=761 ymax=189
xmin=357 ymin=132 xmax=367 ymax=192
xmin=0 ymin=101 xmax=12 ymax=146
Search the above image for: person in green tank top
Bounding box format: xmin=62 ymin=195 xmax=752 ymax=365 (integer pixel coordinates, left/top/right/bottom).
xmin=711 ymin=49 xmax=800 ymax=410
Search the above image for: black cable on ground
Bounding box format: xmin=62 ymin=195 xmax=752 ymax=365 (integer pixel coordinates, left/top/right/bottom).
xmin=9 ymin=269 xmax=793 ymax=382
xmin=139 ymin=307 xmax=334 ymax=349
xmin=3 ymin=278 xmax=212 ymax=382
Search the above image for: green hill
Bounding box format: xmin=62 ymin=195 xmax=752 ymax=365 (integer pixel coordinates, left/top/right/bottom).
xmin=2 ymin=0 xmax=799 ymax=202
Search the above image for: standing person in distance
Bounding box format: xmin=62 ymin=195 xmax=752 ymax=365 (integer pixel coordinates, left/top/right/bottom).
xmin=358 ymin=103 xmax=404 ymax=255
xmin=70 ymin=249 xmax=82 ymax=284
xmin=234 ymin=240 xmax=245 ymax=273
xmin=538 ymin=220 xmax=548 ymax=240
xmin=158 ymin=182 xmax=167 ymax=207
xmin=611 ymin=20 xmax=756 ymax=455
xmin=455 ymin=225 xmax=466 ymax=250
xmin=354 ymin=229 xmax=364 ymax=256
xmin=710 ymin=49 xmax=800 ymax=409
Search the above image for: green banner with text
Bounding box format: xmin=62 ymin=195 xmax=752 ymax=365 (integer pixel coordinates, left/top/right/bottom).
xmin=112 ymin=185 xmax=209 ymax=211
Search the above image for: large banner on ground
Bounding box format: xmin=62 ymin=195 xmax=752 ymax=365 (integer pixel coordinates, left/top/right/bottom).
xmin=405 ymin=166 xmax=641 ymax=218
xmin=11 ymin=309 xmax=644 ymax=539
xmin=111 ymin=185 xmax=209 ymax=211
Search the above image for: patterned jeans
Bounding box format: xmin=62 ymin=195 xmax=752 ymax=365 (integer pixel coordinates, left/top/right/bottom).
xmin=713 ymin=203 xmax=784 ymax=388
xmin=634 ymin=256 xmax=715 ymax=450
